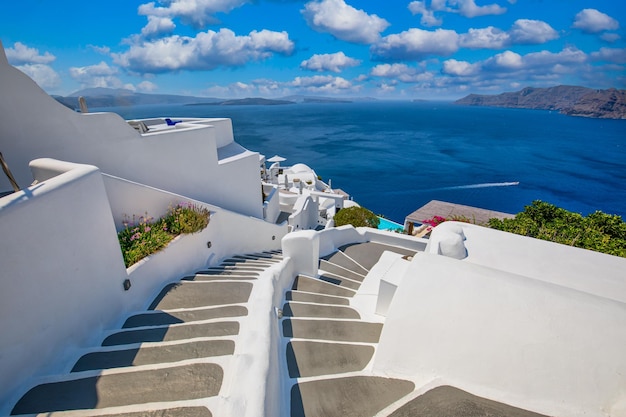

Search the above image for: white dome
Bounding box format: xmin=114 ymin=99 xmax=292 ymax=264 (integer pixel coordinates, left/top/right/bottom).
xmin=289 ymin=163 xmax=312 ymax=173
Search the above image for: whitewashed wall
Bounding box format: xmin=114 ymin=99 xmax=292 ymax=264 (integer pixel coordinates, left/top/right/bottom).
xmin=374 ymin=251 xmax=626 ymax=417
xmin=0 ymin=43 xmax=261 ymax=218
xmin=0 ymin=162 xmax=128 ymax=412
xmin=288 ymin=195 xmax=319 ymax=231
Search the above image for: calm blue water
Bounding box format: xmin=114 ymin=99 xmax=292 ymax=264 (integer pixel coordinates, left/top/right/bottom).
xmin=101 ymin=101 xmax=626 ymax=223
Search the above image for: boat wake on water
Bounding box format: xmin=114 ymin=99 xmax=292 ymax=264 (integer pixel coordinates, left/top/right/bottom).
xmin=434 ymin=181 xmax=520 ymax=191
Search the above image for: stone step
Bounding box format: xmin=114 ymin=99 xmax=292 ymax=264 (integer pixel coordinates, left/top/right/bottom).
xmin=54 ymin=407 xmax=214 ymax=417
xmin=319 ymin=259 xmax=366 ymax=282
xmin=387 ymin=385 xmax=549 ymax=417
xmin=183 ymin=274 xmax=257 ymax=281
xmin=232 ymin=254 xmax=282 ymax=262
xmin=285 ymin=290 xmax=350 ymax=306
xmin=318 ymin=273 xmax=361 ymax=291
xmin=149 ymin=282 xmax=252 ymax=310
xmin=291 ymin=275 xmax=356 ymax=298
xmin=282 ymin=319 xmax=382 ymax=343
xmin=291 ymin=376 xmax=414 ymax=417
xmin=221 ymin=259 xmax=275 ymax=266
xmin=123 ymin=305 xmax=248 ymax=328
xmin=321 ymin=250 xmax=369 ymax=275
xmin=339 ymin=242 xmax=417 ymax=271
xmin=11 ymin=363 xmax=223 ymax=415
xmin=282 ymin=302 xmax=360 ymax=319
xmin=72 ymin=339 xmax=234 ymax=372
xmin=62 ymin=407 xmax=214 ymax=417
xmin=102 ymin=321 xmax=239 ymax=346
xmin=193 ymin=268 xmax=260 ymax=276
xmin=286 ymin=341 xmax=374 ymax=378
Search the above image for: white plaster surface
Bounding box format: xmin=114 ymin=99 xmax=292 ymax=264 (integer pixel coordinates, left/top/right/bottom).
xmin=374 ymin=239 xmax=626 ymax=417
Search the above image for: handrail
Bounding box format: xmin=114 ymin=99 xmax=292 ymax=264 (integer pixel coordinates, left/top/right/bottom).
xmin=0 ymin=152 xmax=20 ymax=192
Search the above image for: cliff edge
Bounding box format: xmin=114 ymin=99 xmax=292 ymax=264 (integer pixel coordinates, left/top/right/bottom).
xmin=455 ymin=85 xmax=626 ymax=119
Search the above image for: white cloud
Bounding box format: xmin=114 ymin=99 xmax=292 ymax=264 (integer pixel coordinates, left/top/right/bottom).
xmin=459 ymin=26 xmax=509 ymax=49
xmin=509 ymin=19 xmax=558 ymax=44
xmin=15 ymin=64 xmax=61 ymax=89
xmin=408 ymin=1 xmax=442 ymax=27
xmin=140 ymin=16 xmax=176 ymax=38
xmin=377 ymin=83 xmax=396 ymax=93
xmin=137 ymin=80 xmax=158 ymax=92
xmin=301 ymin=0 xmax=390 ymax=44
xmin=5 ymin=42 xmax=61 ymax=89
xmin=408 ymin=0 xmax=505 ymax=26
xmin=371 ymin=28 xmax=459 ymax=61
xmin=289 ymin=75 xmax=355 ymax=93
xmin=89 ymin=45 xmax=111 ymax=55
xmin=138 ymin=0 xmax=250 ymax=28
xmin=439 ymin=47 xmax=594 ymax=93
xmin=442 ymin=59 xmax=480 ymax=76
xmin=601 ymin=33 xmax=621 ymax=43
xmin=522 ymin=47 xmax=587 ymax=68
xmin=113 ymin=28 xmax=294 ymax=73
xmin=69 ymin=61 xmax=124 ymax=88
xmin=591 ymin=47 xmax=626 ymax=64
xmin=300 ymin=52 xmax=361 ymax=72
xmin=484 ymin=50 xmax=523 ymax=70
xmin=572 ymin=9 xmax=619 ymax=33
xmin=5 ymin=42 xmax=56 ymax=65
xmin=370 ymin=63 xmax=433 ymax=82
xmin=459 ymin=19 xmax=557 ymax=49
xmin=454 ymin=0 xmax=506 ymax=18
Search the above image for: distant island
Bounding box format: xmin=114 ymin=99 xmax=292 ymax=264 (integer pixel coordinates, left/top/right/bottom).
xmin=187 ymin=97 xmax=295 ymax=106
xmin=52 ymin=88 xmax=375 ymax=110
xmin=455 ymin=85 xmax=626 ymax=119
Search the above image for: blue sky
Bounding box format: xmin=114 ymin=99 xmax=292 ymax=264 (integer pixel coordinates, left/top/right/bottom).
xmin=1 ymin=0 xmax=624 ymax=99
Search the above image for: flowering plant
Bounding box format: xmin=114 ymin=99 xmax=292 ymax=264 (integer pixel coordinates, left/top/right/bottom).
xmin=118 ymin=203 xmax=210 ymax=267
xmin=422 ymin=215 xmax=447 ymax=227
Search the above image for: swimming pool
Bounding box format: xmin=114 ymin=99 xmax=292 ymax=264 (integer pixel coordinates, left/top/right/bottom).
xmin=377 ymin=217 xmax=404 ymax=231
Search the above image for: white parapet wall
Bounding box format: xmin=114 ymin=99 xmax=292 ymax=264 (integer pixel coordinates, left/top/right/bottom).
xmin=0 ymin=160 xmax=129 ymax=411
xmin=374 ymin=222 xmax=626 ymax=417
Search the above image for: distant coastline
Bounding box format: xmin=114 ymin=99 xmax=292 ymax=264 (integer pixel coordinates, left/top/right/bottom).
xmin=52 ymin=88 xmax=373 ymax=110
xmin=455 ymin=85 xmax=626 ymax=120
xmin=186 ymin=97 xmax=295 ymax=106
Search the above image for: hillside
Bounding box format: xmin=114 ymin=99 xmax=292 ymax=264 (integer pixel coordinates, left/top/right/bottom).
xmin=455 ymin=86 xmax=626 ymax=119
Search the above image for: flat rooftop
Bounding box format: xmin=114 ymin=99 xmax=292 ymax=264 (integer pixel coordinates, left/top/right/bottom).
xmin=405 ymin=200 xmax=515 ymax=226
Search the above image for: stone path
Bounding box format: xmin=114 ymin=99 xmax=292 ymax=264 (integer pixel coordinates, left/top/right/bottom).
xmin=10 ymin=252 xmax=283 ymax=416
xmin=282 ymin=242 xmax=418 ymax=417
xmin=282 ymin=241 xmax=551 ymax=417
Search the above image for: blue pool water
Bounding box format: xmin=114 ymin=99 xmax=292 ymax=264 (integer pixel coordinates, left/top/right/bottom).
xmin=378 ymin=217 xmax=404 ymax=231
xmin=101 ymin=101 xmax=626 ymax=223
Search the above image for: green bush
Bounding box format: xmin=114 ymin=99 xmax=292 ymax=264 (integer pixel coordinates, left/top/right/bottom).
xmin=334 ymin=206 xmax=380 ymax=228
xmin=488 ymin=200 xmax=626 ymax=258
xmin=118 ymin=203 xmax=210 ymax=267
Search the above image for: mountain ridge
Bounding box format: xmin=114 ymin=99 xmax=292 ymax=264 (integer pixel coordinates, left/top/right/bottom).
xmin=455 ymin=85 xmax=626 ymax=119
xmin=52 ymin=88 xmax=378 ymax=109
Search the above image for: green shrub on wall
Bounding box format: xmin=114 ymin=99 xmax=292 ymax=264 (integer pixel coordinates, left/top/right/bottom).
xmin=488 ymin=200 xmax=626 ymax=258
xmin=118 ymin=203 xmax=210 ymax=267
xmin=334 ymin=206 xmax=380 ymax=228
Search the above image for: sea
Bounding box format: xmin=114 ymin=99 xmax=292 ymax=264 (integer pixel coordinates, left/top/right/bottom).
xmin=100 ymin=101 xmax=626 ymax=224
